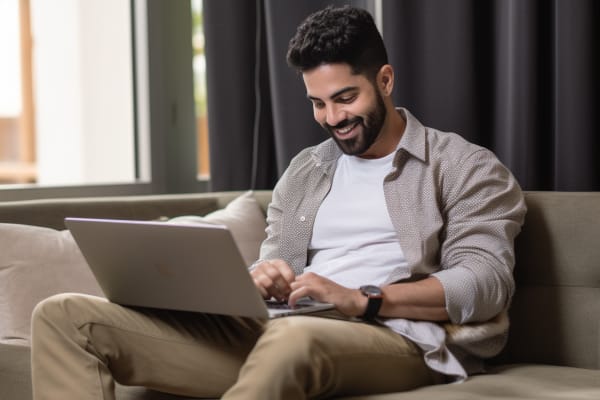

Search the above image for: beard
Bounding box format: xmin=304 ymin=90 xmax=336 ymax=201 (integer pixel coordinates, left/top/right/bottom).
xmin=322 ymin=91 xmax=387 ymax=156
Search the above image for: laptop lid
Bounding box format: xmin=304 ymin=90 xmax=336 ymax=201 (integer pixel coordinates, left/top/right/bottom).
xmin=65 ymin=217 xmax=333 ymax=319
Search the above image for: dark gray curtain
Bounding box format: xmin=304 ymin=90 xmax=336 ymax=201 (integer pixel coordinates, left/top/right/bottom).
xmin=203 ymin=0 xmax=372 ymax=190
xmin=203 ymin=0 xmax=276 ymax=190
xmin=204 ymin=0 xmax=600 ymax=191
xmin=384 ymin=0 xmax=600 ymax=191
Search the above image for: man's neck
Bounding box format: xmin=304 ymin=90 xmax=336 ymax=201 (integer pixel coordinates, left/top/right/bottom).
xmin=358 ymin=108 xmax=406 ymax=159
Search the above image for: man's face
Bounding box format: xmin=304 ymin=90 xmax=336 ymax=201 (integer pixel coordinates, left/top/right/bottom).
xmin=303 ymin=64 xmax=387 ymax=158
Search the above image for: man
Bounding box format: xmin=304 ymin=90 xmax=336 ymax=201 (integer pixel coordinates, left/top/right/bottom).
xmin=31 ymin=5 xmax=526 ymax=400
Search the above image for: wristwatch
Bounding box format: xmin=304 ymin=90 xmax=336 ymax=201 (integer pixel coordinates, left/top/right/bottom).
xmin=359 ymin=285 xmax=383 ymax=321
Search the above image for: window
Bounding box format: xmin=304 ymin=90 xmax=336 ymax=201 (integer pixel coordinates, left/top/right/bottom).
xmin=191 ymin=0 xmax=210 ymax=179
xmin=0 ymin=0 xmax=136 ymax=187
xmin=0 ymin=0 xmax=34 ymax=184
xmin=1 ymin=1 xmax=208 ymax=201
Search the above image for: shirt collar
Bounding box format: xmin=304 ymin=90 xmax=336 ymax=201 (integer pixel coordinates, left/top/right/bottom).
xmin=395 ymin=107 xmax=428 ymax=163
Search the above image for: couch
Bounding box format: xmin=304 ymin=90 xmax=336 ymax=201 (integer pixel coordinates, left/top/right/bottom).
xmin=1 ymin=190 xmax=599 ymax=399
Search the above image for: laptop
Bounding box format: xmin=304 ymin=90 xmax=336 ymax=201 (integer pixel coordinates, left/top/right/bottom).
xmin=64 ymin=217 xmax=334 ymax=319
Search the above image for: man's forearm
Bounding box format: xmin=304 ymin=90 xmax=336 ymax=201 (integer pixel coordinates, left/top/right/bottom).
xmin=377 ymin=277 xmax=449 ymax=321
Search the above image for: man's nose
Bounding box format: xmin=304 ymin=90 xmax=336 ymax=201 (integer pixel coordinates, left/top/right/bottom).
xmin=325 ymin=105 xmax=346 ymax=127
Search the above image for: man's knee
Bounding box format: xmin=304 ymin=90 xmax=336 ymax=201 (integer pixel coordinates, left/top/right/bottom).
xmin=33 ymin=293 xmax=73 ymax=325
xmin=235 ymin=317 xmax=340 ymax=397
xmin=32 ymin=293 xmax=104 ymax=333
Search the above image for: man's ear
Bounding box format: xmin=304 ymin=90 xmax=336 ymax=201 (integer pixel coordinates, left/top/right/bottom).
xmin=377 ymin=64 xmax=394 ymax=96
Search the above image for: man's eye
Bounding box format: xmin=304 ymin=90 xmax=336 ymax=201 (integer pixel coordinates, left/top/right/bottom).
xmin=313 ymin=102 xmax=325 ymax=109
xmin=339 ymin=95 xmax=356 ymax=103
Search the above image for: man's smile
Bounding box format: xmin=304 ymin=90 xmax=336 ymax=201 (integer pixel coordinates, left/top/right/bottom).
xmin=330 ymin=119 xmax=362 ymax=140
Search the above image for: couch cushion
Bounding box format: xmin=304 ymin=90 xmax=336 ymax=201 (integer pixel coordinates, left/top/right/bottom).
xmin=515 ymin=192 xmax=600 ymax=287
xmin=342 ymin=364 xmax=600 ymax=399
xmin=168 ymin=191 xmax=267 ymax=266
xmin=500 ymin=192 xmax=600 ymax=369
xmin=0 ymin=343 xmax=33 ymax=400
xmin=0 ymin=224 xmax=103 ymax=345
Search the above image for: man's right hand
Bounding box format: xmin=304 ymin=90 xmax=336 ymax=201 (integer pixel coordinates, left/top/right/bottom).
xmin=250 ymin=259 xmax=295 ymax=301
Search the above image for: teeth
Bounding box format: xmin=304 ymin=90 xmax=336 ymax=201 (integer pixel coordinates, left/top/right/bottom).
xmin=337 ymin=124 xmax=355 ymax=134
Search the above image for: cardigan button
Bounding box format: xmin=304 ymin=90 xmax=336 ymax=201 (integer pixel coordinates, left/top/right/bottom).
xmin=300 ymin=216 xmax=306 ymax=222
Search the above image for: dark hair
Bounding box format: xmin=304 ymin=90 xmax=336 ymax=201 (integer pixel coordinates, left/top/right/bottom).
xmin=286 ymin=5 xmax=388 ymax=79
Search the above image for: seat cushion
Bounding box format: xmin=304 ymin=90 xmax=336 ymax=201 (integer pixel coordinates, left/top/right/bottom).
xmin=343 ymin=364 xmax=600 ymax=399
xmin=0 ymin=343 xmax=32 ymax=400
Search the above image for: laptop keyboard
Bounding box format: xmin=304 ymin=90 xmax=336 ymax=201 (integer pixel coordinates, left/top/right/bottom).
xmin=265 ymin=300 xmax=313 ymax=310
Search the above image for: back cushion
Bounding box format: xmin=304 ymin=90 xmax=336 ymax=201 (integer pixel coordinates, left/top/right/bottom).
xmin=501 ymin=192 xmax=600 ymax=369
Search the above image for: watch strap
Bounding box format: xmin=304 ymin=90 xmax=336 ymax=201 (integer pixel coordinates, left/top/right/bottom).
xmin=360 ymin=285 xmax=383 ymax=320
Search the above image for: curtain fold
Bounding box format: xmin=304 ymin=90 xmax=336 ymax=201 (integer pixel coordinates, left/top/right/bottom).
xmin=203 ymin=0 xmax=277 ymax=191
xmin=552 ymin=0 xmax=600 ymax=190
xmin=204 ymin=0 xmax=599 ymax=191
xmin=383 ymin=0 xmax=599 ymax=190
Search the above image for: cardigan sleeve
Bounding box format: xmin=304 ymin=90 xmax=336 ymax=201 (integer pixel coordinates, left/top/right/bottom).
xmin=432 ymin=148 xmax=527 ymax=324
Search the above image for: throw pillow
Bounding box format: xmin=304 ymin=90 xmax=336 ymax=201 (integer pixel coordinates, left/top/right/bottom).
xmin=169 ymin=190 xmax=267 ymax=266
xmin=0 ymin=224 xmax=103 ymax=345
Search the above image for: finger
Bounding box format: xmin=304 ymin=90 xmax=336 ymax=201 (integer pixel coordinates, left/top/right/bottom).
xmin=253 ymin=273 xmax=275 ymax=299
xmin=250 ymin=260 xmax=273 ymax=280
xmin=288 ymin=285 xmax=312 ymax=308
xmin=251 ymin=262 xmax=283 ymax=296
xmin=294 ymin=271 xmax=318 ymax=283
xmin=263 ymin=261 xmax=294 ymax=295
xmin=271 ymin=285 xmax=288 ymax=302
xmin=254 ymin=266 xmax=289 ymax=301
xmin=271 ymin=281 xmax=292 ymax=301
xmin=253 ymin=277 xmax=269 ymax=298
xmin=267 ymin=259 xmax=296 ymax=285
xmin=251 ymin=260 xmax=296 ymax=300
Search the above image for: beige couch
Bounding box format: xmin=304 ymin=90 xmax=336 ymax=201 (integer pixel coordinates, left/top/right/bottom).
xmin=1 ymin=190 xmax=599 ymax=399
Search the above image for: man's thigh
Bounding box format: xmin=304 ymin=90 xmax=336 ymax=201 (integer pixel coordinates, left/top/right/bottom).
xmin=308 ymin=318 xmax=436 ymax=396
xmin=249 ymin=315 xmax=436 ymax=397
xmin=34 ymin=293 xmax=265 ymax=397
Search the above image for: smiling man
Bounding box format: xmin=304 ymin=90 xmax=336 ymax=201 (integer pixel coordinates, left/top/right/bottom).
xmin=250 ymin=3 xmax=527 ymax=393
xmin=31 ymin=5 xmax=527 ymax=400
xmin=305 ymin=63 xmax=396 ymax=158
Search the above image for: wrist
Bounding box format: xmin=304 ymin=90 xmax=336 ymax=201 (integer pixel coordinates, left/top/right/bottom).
xmin=353 ymin=289 xmax=369 ymax=317
xmin=359 ymin=285 xmax=384 ymax=320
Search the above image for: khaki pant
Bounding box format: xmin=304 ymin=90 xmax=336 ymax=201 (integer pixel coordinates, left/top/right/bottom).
xmin=31 ymin=293 xmax=436 ymax=400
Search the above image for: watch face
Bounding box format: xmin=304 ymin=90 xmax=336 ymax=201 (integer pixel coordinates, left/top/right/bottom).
xmin=360 ymin=285 xmax=383 ymax=296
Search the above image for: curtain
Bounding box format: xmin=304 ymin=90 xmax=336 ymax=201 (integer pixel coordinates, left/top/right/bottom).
xmin=203 ymin=0 xmax=276 ymax=190
xmin=204 ymin=0 xmax=599 ymax=191
xmin=384 ymin=0 xmax=600 ymax=191
xmin=203 ymin=0 xmax=372 ymax=191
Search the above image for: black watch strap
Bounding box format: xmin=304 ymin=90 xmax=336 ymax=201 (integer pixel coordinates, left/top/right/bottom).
xmin=360 ymin=285 xmax=383 ymax=320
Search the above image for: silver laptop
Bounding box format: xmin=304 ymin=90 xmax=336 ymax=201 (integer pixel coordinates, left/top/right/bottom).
xmin=65 ymin=217 xmax=333 ymax=318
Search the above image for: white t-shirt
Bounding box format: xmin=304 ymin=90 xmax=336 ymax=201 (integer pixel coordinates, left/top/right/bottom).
xmin=306 ymin=152 xmax=408 ymax=288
